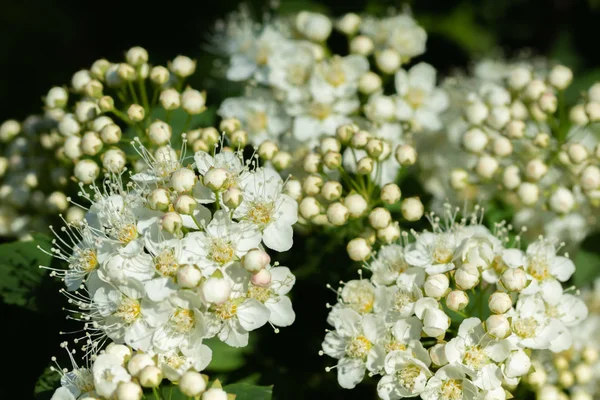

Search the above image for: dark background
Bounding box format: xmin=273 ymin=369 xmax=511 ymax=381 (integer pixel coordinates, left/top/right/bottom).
xmin=1 ymin=0 xmax=600 ymax=398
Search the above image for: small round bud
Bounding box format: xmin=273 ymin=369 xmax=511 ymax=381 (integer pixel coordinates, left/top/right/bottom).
xmin=202 ymin=277 xmax=231 ymax=304
xmin=74 ymin=159 xmax=100 ymax=184
xmin=455 ymin=264 xmax=480 ymax=290
xmin=258 ymin=140 xmax=279 ymax=160
xmin=71 ymin=70 xmax=91 ymax=92
xmin=117 ymin=63 xmax=136 ymax=81
xmin=170 ymin=55 xmax=196 ymax=78
xmin=179 ymin=371 xmax=207 ymax=397
xmin=219 ymin=118 xmax=241 ymax=134
xmin=139 ymin=365 xmax=163 ymax=388
xmin=302 ymin=175 xmax=323 ymax=196
xmin=127 ymin=104 xmax=145 ymax=122
xmin=223 ymin=187 xmax=243 ymax=208
xmin=303 ymin=153 xmax=321 ymax=173
xmin=126 ymin=46 xmax=148 ymax=66
xmin=149 ymin=188 xmax=170 ymax=211
xmin=200 ymin=127 xmax=220 ymax=147
xmin=147 ymin=120 xmax=172 ymax=146
xmin=446 ymin=290 xmax=469 ymax=311
xmin=450 ymin=169 xmax=469 ymax=190
xmin=350 ymin=130 xmax=370 ymax=149
xmin=105 ymin=343 xmax=132 ymax=363
xmin=368 ymin=207 xmax=391 ymax=229
xmin=160 ymin=88 xmax=181 ymax=110
xmin=380 ymin=183 xmax=401 ymax=204
xmin=336 ymin=13 xmax=361 ymax=35
xmin=429 ymin=343 xmax=449 ymax=367
xmin=295 ymin=12 xmax=332 ymax=42
xmin=503 ymin=165 xmax=521 ymax=190
xmin=511 ymin=100 xmax=529 ymax=120
xmin=356 ymin=157 xmax=374 ymax=174
xmin=284 ymin=179 xmax=302 ymax=201
xmin=203 ymin=167 xmax=227 ymax=191
xmin=525 ymin=159 xmax=548 ymax=181
xmin=376 ymin=49 xmax=401 ymax=74
xmin=182 ymin=88 xmax=206 ymax=114
xmin=46 ymin=87 xmax=68 ymax=108
xmin=486 ymin=314 xmax=511 ymax=339
xmin=524 ymin=79 xmax=546 ymax=101
xmin=323 ymin=151 xmax=342 ymax=169
xmin=58 ymin=114 xmax=81 ymax=136
xmin=170 ymin=168 xmax=197 ymax=193
xmin=64 ymin=136 xmax=83 ymax=160
xmin=508 ymin=67 xmax=531 ymax=91
xmin=98 ymin=95 xmax=114 ymax=112
xmin=492 ymin=136 xmax=513 ymax=157
xmin=0 ymin=120 xmax=20 ymax=142
xmin=518 ymin=182 xmax=539 ymax=205
xmin=487 ymin=106 xmax=511 ymax=130
xmin=173 ymin=194 xmax=197 ymax=215
xmin=177 ymin=265 xmax=202 ymax=288
xmin=84 ymin=79 xmax=103 ymax=98
xmin=377 ymin=222 xmax=401 ymax=243
xmin=395 ymin=144 xmax=417 ymax=166
xmin=150 ymin=66 xmax=170 ymax=86
xmin=424 ymin=274 xmax=450 ymax=298
xmin=81 ymin=131 xmax=103 ymax=156
xmin=590 ymin=82 xmax=600 ymax=102
xmin=47 ymin=191 xmax=69 ymax=212
xmin=462 ymin=128 xmax=488 ymax=153
xmin=583 ymin=347 xmax=599 ymax=364
xmin=345 ymin=193 xmax=368 ymax=218
xmin=489 ymin=292 xmax=512 ymax=314
xmin=299 ymin=197 xmax=320 ymax=220
xmin=585 ymin=102 xmax=600 ymax=122
xmin=347 ymin=237 xmax=371 ymax=261
xmin=349 ymin=35 xmax=374 ymax=56
xmin=272 ymin=151 xmax=292 ymax=170
xmin=320 ymin=137 xmax=341 ymax=154
xmin=102 ymin=148 xmax=127 ymax=173
xmin=321 ymin=181 xmax=343 ymax=201
xmin=465 ymin=102 xmax=488 ymax=125
xmin=65 ymin=206 xmax=86 ymax=225
xmin=501 ymin=268 xmax=528 ymax=291
xmin=75 ymin=101 xmax=99 ymax=123
xmin=570 ymin=104 xmax=589 ymax=126
xmin=161 ymin=212 xmax=183 ymax=233
xmin=575 ymin=363 xmax=593 ymax=384
xmin=251 ymin=269 xmax=272 ymax=287
xmin=549 ymin=65 xmax=573 ymax=89
xmin=475 ymin=155 xmax=499 ymax=179
xmin=581 ymin=165 xmax=600 ymax=191
xmin=243 ymin=249 xmax=270 ymax=273
xmin=568 ymin=143 xmax=588 ymax=164
xmin=100 ymin=124 xmax=122 ymax=144
xmin=127 ymin=354 xmax=155 ymax=377
xmin=359 ymin=72 xmax=382 ymax=95
xmin=202 ymin=388 xmax=228 ymax=400
xmin=549 ymin=187 xmax=575 ymax=214
xmin=539 ymin=92 xmax=557 ymax=114
xmin=116 ymin=382 xmax=142 ymax=400
xmin=90 ymin=58 xmax=110 ymax=80
xmin=230 ymin=129 xmax=247 ymax=147
xmin=401 ymin=197 xmax=424 ymax=221
xmin=505 ymin=120 xmax=525 ymax=139
xmin=365 ymin=96 xmax=396 ymax=122
xmin=336 ymin=123 xmax=359 ymax=144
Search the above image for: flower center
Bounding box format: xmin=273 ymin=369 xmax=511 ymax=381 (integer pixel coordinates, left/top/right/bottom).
xmin=393 ymin=289 xmax=415 ymax=311
xmin=346 ymin=335 xmax=372 ymax=359
xmin=210 ymin=239 xmax=235 ymax=265
xmin=325 ymin=62 xmax=346 ymax=87
xmin=213 ymin=300 xmax=238 ymax=320
xmin=247 ymin=285 xmax=272 ymax=303
xmin=247 ymin=111 xmax=268 ymax=133
xmin=165 ymin=354 xmax=187 ymax=370
xmin=464 ymin=346 xmax=489 ymax=370
xmin=117 ymin=224 xmax=138 ymax=244
xmin=406 ymin=88 xmax=426 ymax=108
xmin=74 ymin=249 xmax=98 ymax=272
xmin=441 ymin=379 xmax=463 ymax=400
xmin=342 ymin=283 xmax=375 ymax=314
xmin=385 ymin=341 xmax=407 ymax=352
xmin=309 ymin=102 xmax=332 ymax=120
xmin=71 ymin=369 xmax=94 ymax=393
xmin=114 ymin=298 xmax=141 ymax=324
xmin=248 ymin=201 xmax=274 ymax=226
xmin=155 ymin=250 xmax=179 ymax=277
xmin=256 ymin=45 xmax=270 ymax=65
xmin=171 ymin=308 xmax=195 ymax=333
xmin=528 ymin=257 xmax=549 ymax=281
xmin=433 ymin=239 xmax=453 ymax=264
xmin=397 ymin=364 xmax=422 ymax=390
xmin=512 ymin=317 xmax=538 ymax=339
xmin=287 ymin=64 xmax=310 ymax=86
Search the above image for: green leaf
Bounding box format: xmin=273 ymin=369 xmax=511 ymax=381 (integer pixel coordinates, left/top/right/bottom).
xmin=574 ymin=249 xmax=600 ymax=288
xmin=276 ymin=0 xmax=329 ymax=14
xmin=34 ymin=367 xmax=60 ymax=396
xmin=205 ymin=337 xmax=253 ymax=372
xmin=0 ymin=234 xmax=53 ymax=311
xmin=224 ymin=383 xmax=273 ymax=399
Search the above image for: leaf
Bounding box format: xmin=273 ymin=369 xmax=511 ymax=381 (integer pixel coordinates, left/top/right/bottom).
xmin=0 ymin=234 xmax=53 ymax=311
xmin=224 ymin=383 xmax=273 ymax=399
xmin=34 ymin=367 xmax=60 ymax=396
xmin=205 ymin=336 xmax=253 ymax=372
xmin=574 ymin=249 xmax=600 ymax=288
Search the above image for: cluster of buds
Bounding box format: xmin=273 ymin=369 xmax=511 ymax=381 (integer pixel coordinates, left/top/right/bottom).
xmin=277 ymin=124 xmax=423 ymax=261
xmin=0 ymin=47 xmax=204 ymax=237
xmin=422 ymin=60 xmax=600 ymax=245
xmin=321 ymin=205 xmax=588 ymax=399
xmin=49 ymin=341 xmax=237 ymax=400
xmin=525 ymin=278 xmax=600 ymax=400
xmin=42 ymin=132 xmax=298 ymax=395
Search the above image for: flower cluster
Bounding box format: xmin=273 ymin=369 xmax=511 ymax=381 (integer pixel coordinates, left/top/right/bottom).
xmin=525 ymin=277 xmax=600 ymax=400
xmin=420 ymin=59 xmax=600 ymax=245
xmin=50 ymin=341 xmax=236 ymax=400
xmin=43 ymin=137 xmax=298 ymax=398
xmin=0 ymin=46 xmax=204 ymax=238
xmin=321 ymin=206 xmax=588 ymax=399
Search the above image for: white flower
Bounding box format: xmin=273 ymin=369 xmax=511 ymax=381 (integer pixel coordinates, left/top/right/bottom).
xmin=156 ymin=344 xmax=212 ymax=381
xmin=92 ymin=353 xmax=131 ymax=398
xmin=405 ymin=231 xmax=462 ymax=274
xmin=268 ymin=42 xmax=315 ymax=103
xmin=246 ymin=265 xmax=296 ymax=327
xmin=395 ymin=63 xmax=449 ymax=132
xmin=506 ymin=295 xmax=563 ymax=350
xmin=414 ymin=297 xmax=451 ymax=338
xmin=377 ymin=342 xmax=432 ymax=399
xmin=421 ymin=364 xmax=479 ymax=400
xmin=290 ymin=98 xmax=357 ymax=143
xmin=368 ymin=244 xmax=408 ymax=285
xmin=235 ymin=167 xmax=298 ymax=251
xmin=322 ymin=308 xmax=386 ymax=389
xmin=309 ymin=55 xmax=369 ymax=104
xmin=207 ymin=297 xmax=270 ymax=347
xmin=193 ymin=149 xmax=246 ymax=204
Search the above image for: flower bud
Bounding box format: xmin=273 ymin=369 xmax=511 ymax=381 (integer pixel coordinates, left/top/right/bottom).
xmin=359 ymin=72 xmax=382 ymax=95
xmin=395 ymin=144 xmax=417 ymax=166
xmin=462 ymin=128 xmax=488 ymax=153
xmin=401 ymin=197 xmax=424 ymax=221
xmin=258 ymin=140 xmax=278 ymax=160
xmin=508 ymin=67 xmax=531 ymax=90
xmin=46 ymin=87 xmax=68 ymax=108
xmin=177 ymin=265 xmax=202 ymax=288
xmin=200 ymin=127 xmax=220 ymax=147
xmin=549 ymin=187 xmax=575 ymax=214
xmin=321 ymin=181 xmax=342 ymax=201
xmin=97 ymin=96 xmax=114 ymax=113
xmin=47 ymin=191 xmax=68 ymax=212
xmin=66 ymin=206 xmax=85 ymax=225
xmin=377 ymin=222 xmax=400 ymax=243
xmin=345 ymin=193 xmax=368 ymax=217
xmin=179 ymin=371 xmax=207 ymax=397
xmin=102 ymin=148 xmax=127 ymax=173
xmin=160 ymin=88 xmax=181 ymax=111
xmin=356 ymin=157 xmax=374 ymax=174
xmin=590 ymin=82 xmax=600 ymax=102
xmin=295 ymin=11 xmax=332 ymax=42
xmin=502 ymin=165 xmax=521 ymax=190
xmin=581 ymin=165 xmax=600 ymax=191
xmin=486 ymin=314 xmax=511 ymax=339
xmin=492 ymin=137 xmax=513 ymax=157
xmin=429 ymin=343 xmax=448 ymax=367
xmin=501 ymin=268 xmax=528 ymax=291
xmin=171 ymin=168 xmax=197 ymax=193
xmin=74 ymin=159 xmax=100 ymax=184
xmin=251 ymin=269 xmax=272 ymax=287
xmin=476 ymin=155 xmax=499 ymax=179
xmin=465 ymin=102 xmax=488 ymax=125
xmin=505 ymin=349 xmax=531 ymax=378
xmin=539 ymin=92 xmax=557 ymax=114
xmin=219 ymin=118 xmax=241 ymax=135
xmin=230 ymin=129 xmax=247 ymax=147
xmin=81 ymin=131 xmax=103 ymax=156
xmin=424 ymin=274 xmax=450 ymax=298
xmin=347 ymin=237 xmax=371 ymax=261
xmin=318 ymin=137 xmax=340 ymax=155
xmin=126 ymin=46 xmax=148 ymax=66
xmin=549 ymin=65 xmax=573 ymax=89
xmin=149 ymin=188 xmax=170 ymax=211
xmin=148 ymin=120 xmax=172 ymax=145
xmin=127 ymin=354 xmax=155 ymax=377
xmin=90 ymin=58 xmax=110 ymax=80
xmin=504 ymin=120 xmax=525 ymax=139
xmin=75 ymin=101 xmax=99 ymax=123
xmin=323 ymin=151 xmax=342 ymax=169
xmin=150 ymin=66 xmax=170 ymax=86
xmin=511 ymin=100 xmax=529 ymax=120
xmin=272 ymin=151 xmax=292 ymax=170
xmin=574 ymin=363 xmax=593 ymax=384
xmin=174 ymin=194 xmax=197 ymax=215
xmin=58 ymin=114 xmax=81 ymax=136
xmin=488 ymin=292 xmax=512 ymax=314
xmin=223 ymin=187 xmax=243 ymax=208
xmin=518 ymin=182 xmax=539 ymax=205
xmin=349 ymin=35 xmax=374 ymax=56
xmin=284 ymin=179 xmax=302 ymax=201
xmin=203 ymin=167 xmax=227 ymax=191
xmin=570 ymin=104 xmax=589 ymax=126
xmin=243 ymin=249 xmax=270 ymax=273
xmin=567 ymin=143 xmax=587 ymax=165
xmin=524 ymin=79 xmax=546 ymax=101
xmin=64 ymin=136 xmax=82 ymax=160
xmin=487 ymin=106 xmax=511 ymax=130
xmin=301 ymin=175 xmax=322 ymax=196
xmin=350 ymin=130 xmax=370 ymax=149
xmin=100 ymin=123 xmax=122 ymax=145
xmin=380 ymin=183 xmax=401 ymax=204
xmin=202 ymin=277 xmax=231 ymax=304
xmin=139 ymin=365 xmax=163 ymax=388
xmin=202 ymin=388 xmax=228 ymax=400
xmin=127 ymin=104 xmax=145 ymax=122
xmin=170 ymin=55 xmax=196 ymax=77
xmin=303 ymin=153 xmax=321 ymax=173
xmin=161 ymin=212 xmax=183 ymax=233
xmin=336 ymin=123 xmax=359 ymax=144
xmin=117 ymin=63 xmax=136 ymax=81
xmin=450 ymin=169 xmax=469 ymax=190
xmin=182 ymin=88 xmax=206 ymax=114
xmin=336 ymin=13 xmax=361 ymax=35
xmin=455 ymin=264 xmax=480 ymax=290
xmin=84 ymin=79 xmax=103 ymax=98
xmin=376 ymin=49 xmax=401 ymax=74
xmin=116 ymin=382 xmax=142 ymax=400
xmin=299 ymin=197 xmax=320 ymax=220
xmin=368 ymin=207 xmax=391 ymax=229
xmin=446 ymin=290 xmax=469 ymax=311
xmin=585 ymin=102 xmax=600 ymax=122
xmin=422 ymin=307 xmax=450 ymax=338
xmin=71 ymin=70 xmax=91 ymax=92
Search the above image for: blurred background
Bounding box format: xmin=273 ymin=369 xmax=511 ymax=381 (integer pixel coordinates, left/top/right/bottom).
xmin=1 ymin=0 xmax=600 ymax=398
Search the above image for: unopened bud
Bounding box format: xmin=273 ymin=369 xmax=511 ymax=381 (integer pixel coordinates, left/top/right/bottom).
xmin=170 ymin=55 xmax=196 ymax=78
xmin=347 ymin=237 xmax=371 ymax=261
xmin=100 ymin=124 xmax=122 ymax=144
xmin=336 ymin=123 xmax=359 ymax=144
xmin=345 ymin=193 xmax=368 ymax=217
xmin=446 ymin=290 xmax=469 ymax=311
xmin=327 ymin=202 xmax=349 ymax=226
xmin=486 ymin=314 xmax=511 ymax=339
xmin=549 ymin=65 xmax=573 ymax=90
xmin=395 ymin=144 xmax=417 ymax=165
xmin=377 ymin=222 xmax=401 ymax=243
xmin=380 ymin=183 xmax=401 ymax=204
xmin=177 ymin=264 xmax=202 ymax=288
xmin=160 ymin=88 xmax=181 ymax=110
xmin=179 ymin=371 xmax=207 ymax=397
xmin=299 ymin=197 xmax=320 ymax=220
xmin=74 ymin=159 xmax=100 ymax=184
xmin=149 ymin=188 xmax=170 ymax=211
xmin=303 ymin=175 xmax=323 ymax=196
xmin=570 ymin=104 xmax=589 ymax=126
xmin=223 ymin=187 xmax=243 ymax=208
xmin=356 ymin=156 xmax=374 ymax=174
xmin=161 ymin=212 xmax=183 ymax=233
xmin=450 ymin=169 xmax=469 ymax=190
xmin=455 ymin=264 xmax=480 ymax=290
xmin=150 ymin=66 xmax=170 ymax=86
xmin=148 ymin=120 xmax=172 ymax=145
xmin=251 ymin=269 xmax=272 ymax=287
xmin=174 ymin=194 xmax=197 ymax=215
xmin=258 ymin=140 xmax=279 ymax=160
xmin=243 ymin=249 xmax=270 ymax=273
xmin=182 ymin=88 xmax=206 ymax=114
xmin=102 ymin=148 xmax=127 ymax=172
xmin=359 ymin=71 xmax=382 ymax=95
xmin=350 ymin=130 xmax=370 ymax=149
xmin=475 ymin=155 xmax=499 ymax=179
xmin=424 ymin=274 xmax=450 ymax=298
xmin=401 ymin=197 xmax=424 ymax=221
xmin=376 ymin=49 xmax=401 ymax=74
xmin=349 ymin=35 xmax=374 ymax=56
xmin=549 ymin=187 xmax=575 ymax=214
xmin=368 ymin=207 xmax=391 ymax=229
xmin=202 ymin=277 xmax=231 ymax=304
xmin=203 ymin=168 xmax=227 ymax=191
xmin=139 ymin=366 xmax=163 ymax=388
xmin=462 ymin=128 xmax=488 ymax=153
xmin=488 ymin=292 xmax=512 ymax=314
xmin=272 ymin=151 xmax=292 ymax=170
xmin=323 ymin=151 xmax=342 ymax=169
xmin=127 ymin=104 xmax=145 ymax=122
xmin=230 ymin=129 xmax=247 ymax=147
xmin=116 ymin=382 xmax=142 ymax=400
xmin=501 ymin=268 xmax=528 ymax=292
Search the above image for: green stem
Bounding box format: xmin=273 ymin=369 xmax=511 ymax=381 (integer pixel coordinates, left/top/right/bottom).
xmin=128 ymin=81 xmax=140 ymax=105
xmin=138 ymin=78 xmax=150 ymax=113
xmin=182 ymin=114 xmax=193 ymax=133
